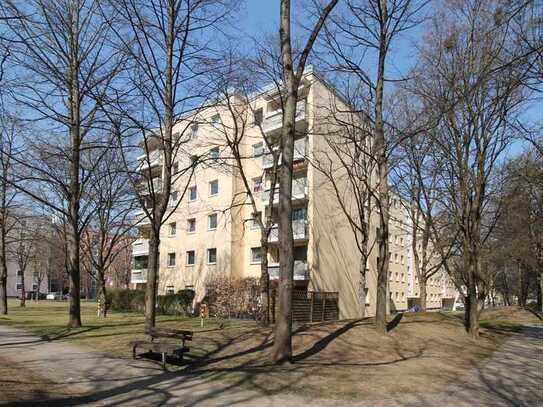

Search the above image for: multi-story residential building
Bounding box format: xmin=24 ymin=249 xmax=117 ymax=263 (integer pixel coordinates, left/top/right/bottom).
xmin=131 ymin=68 xmax=457 ymax=319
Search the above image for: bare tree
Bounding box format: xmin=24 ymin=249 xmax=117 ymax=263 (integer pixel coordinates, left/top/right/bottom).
xmin=103 ymin=0 xmax=236 ymax=331
xmin=407 ymin=0 xmax=530 ymax=337
xmin=0 ymin=0 xmax=122 ymax=327
xmin=318 ymin=0 xmax=425 ymax=332
xmin=82 ymin=145 xmax=136 ymax=317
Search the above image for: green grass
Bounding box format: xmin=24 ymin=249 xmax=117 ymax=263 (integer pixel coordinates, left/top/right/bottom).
xmin=0 ymin=299 xmax=239 ymax=357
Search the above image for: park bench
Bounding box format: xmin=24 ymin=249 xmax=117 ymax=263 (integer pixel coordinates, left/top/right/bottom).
xmin=130 ymin=327 xmax=193 ymax=370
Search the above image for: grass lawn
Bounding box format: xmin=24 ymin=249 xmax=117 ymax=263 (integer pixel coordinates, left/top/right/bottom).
xmin=1 ymin=299 xmax=540 ymax=400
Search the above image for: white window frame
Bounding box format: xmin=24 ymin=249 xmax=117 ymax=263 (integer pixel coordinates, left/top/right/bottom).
xmin=208 ymin=213 xmax=218 ymax=231
xmin=186 ymin=250 xmax=196 ymax=266
xmin=209 ymin=179 xmax=219 ymax=196
xmin=252 ymin=142 xmax=264 ymax=157
xmin=167 ymin=252 xmax=176 ymax=267
xmin=169 ymin=222 xmax=176 ymax=236
xmin=189 ymin=186 xmax=197 ymax=201
xmin=250 ymin=247 xmax=262 ymax=264
xmin=207 ymin=248 xmax=217 ymax=265
xmin=187 ymin=218 xmax=196 ymax=233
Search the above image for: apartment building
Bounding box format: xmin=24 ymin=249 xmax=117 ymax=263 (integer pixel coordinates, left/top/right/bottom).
xmin=131 ymin=68 xmax=457 ymax=319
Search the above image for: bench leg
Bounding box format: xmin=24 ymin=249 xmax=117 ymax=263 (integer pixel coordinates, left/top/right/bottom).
xmin=132 ymin=344 xmax=137 ymax=359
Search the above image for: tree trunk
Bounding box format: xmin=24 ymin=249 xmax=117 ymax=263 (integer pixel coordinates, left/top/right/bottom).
xmin=260 ymin=240 xmax=270 ymax=326
xmin=96 ymin=269 xmax=107 ymax=318
xmin=272 ymin=92 xmax=297 ymax=364
xmin=539 ymin=272 xmax=543 ymax=313
xmin=420 ymin=277 xmax=427 ymax=312
xmin=374 ymin=0 xmax=390 ymax=335
xmin=467 ymin=263 xmax=479 ymax=338
xmin=359 ymin=255 xmax=367 ymax=318
xmin=67 ymin=221 xmax=82 ymax=328
xmin=0 ymin=214 xmax=7 ymax=315
xmin=20 ymin=270 xmax=26 ymax=307
xmin=145 ymin=229 xmax=160 ymax=331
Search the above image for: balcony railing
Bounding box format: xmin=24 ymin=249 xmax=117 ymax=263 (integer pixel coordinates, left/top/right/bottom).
xmin=262 ymin=101 xmax=306 ymax=134
xmin=131 ymin=269 xmax=148 ymax=284
xmin=138 ymin=178 xmax=163 ymax=195
xmin=137 ymin=149 xmax=163 ymax=172
xmin=262 ymin=137 xmax=307 ymax=169
xmin=134 ymin=209 xmax=151 ymax=226
xmin=132 ymin=239 xmax=149 ymax=256
xmin=261 ymin=177 xmax=308 ymax=205
xmin=268 ymin=260 xmax=309 ymax=280
xmin=268 ymin=219 xmax=308 ymax=243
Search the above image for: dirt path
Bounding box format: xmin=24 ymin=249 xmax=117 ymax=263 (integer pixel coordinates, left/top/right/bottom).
xmin=0 ymin=324 xmax=542 ymax=406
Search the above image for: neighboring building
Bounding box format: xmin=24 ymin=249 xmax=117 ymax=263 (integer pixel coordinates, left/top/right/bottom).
xmin=131 ymin=68 xmax=457 ymax=318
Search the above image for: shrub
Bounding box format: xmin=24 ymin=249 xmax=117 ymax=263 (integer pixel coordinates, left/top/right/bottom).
xmin=204 ymin=276 xmax=260 ymax=319
xmin=107 ymin=288 xmax=145 ymax=313
xmin=156 ymin=289 xmax=195 ymax=316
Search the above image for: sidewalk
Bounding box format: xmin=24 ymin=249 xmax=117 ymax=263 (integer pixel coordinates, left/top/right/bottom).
xmin=1 ymin=324 xmax=542 ymax=406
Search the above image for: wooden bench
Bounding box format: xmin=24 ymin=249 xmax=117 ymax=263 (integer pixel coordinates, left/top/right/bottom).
xmin=130 ymin=327 xmax=193 ymax=370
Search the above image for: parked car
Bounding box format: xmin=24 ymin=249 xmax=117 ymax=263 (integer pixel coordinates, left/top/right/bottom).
xmin=46 ymin=292 xmax=62 ymax=300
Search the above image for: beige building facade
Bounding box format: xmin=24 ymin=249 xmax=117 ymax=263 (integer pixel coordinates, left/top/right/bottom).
xmin=131 ymin=69 xmax=457 ymax=319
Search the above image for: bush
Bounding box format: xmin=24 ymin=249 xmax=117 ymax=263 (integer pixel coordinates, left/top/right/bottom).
xmin=156 ymin=289 xmax=195 ymax=316
xmin=107 ymin=288 xmax=145 ymax=313
xmin=204 ymin=276 xmax=260 ymax=319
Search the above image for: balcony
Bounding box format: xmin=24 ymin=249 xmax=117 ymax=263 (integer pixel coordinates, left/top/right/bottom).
xmin=132 ymin=239 xmax=149 ymax=256
xmin=268 ymin=260 xmax=309 ymax=280
xmin=261 ymin=177 xmax=308 ymax=205
xmin=268 ymin=219 xmax=308 ymax=243
xmin=134 ymin=209 xmax=151 ymax=226
xmin=137 ymin=149 xmax=163 ymax=172
xmin=131 ymin=269 xmax=148 ymax=284
xmin=138 ymin=178 xmax=163 ymax=195
xmin=262 ymin=137 xmax=307 ymax=169
xmin=262 ymin=101 xmax=306 ymax=135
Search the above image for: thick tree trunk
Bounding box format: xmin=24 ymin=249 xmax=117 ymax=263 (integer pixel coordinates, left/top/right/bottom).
xmin=0 ymin=211 xmax=7 ymax=315
xmin=374 ymin=0 xmax=389 ymax=335
xmin=466 ymin=261 xmax=479 ymax=338
xmin=420 ymin=278 xmax=427 ymax=312
xmin=539 ymin=272 xmax=543 ymax=312
xmin=96 ymin=270 xmax=107 ymax=318
xmin=272 ymin=93 xmax=297 ymax=364
xmin=67 ymin=224 xmax=82 ymax=327
xmin=145 ymin=230 xmax=160 ymax=331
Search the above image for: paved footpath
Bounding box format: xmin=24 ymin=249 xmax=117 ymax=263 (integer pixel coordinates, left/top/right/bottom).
xmin=0 ymin=324 xmax=542 ymax=406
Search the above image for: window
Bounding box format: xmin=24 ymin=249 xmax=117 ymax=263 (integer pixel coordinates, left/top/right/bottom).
xmin=169 ymin=222 xmax=176 ymax=236
xmin=250 ymin=247 xmax=262 ymax=264
xmin=190 ymin=155 xmax=199 ymax=165
xmin=191 ymin=124 xmax=199 ymax=138
xmin=252 ymin=142 xmax=264 ymax=157
xmin=253 ymin=108 xmax=263 ymax=125
xmin=252 ymin=177 xmax=263 ymax=193
xmin=173 ymin=162 xmax=179 ymax=175
xmin=16 ymin=270 xmax=23 ymax=277
xmin=169 ymin=191 xmax=178 ymax=207
xmin=167 ymin=253 xmax=176 ymax=267
xmin=211 ymin=114 xmax=221 ymax=125
xmin=401 ymin=255 xmax=404 ymax=265
xmin=187 ymin=218 xmax=196 ymax=233
xmin=16 ymin=283 xmax=22 ymax=291
xmin=32 ymin=284 xmax=38 ymax=291
xmin=189 ymin=186 xmax=197 ymax=201
xmin=207 ymin=248 xmax=217 ymax=264
xmin=208 ymin=213 xmax=218 ymax=230
xmin=210 ymin=147 xmax=220 ymax=160
xmin=251 ymin=211 xmax=262 ymax=229
xmin=166 ymin=286 xmax=175 ymax=295
xmin=209 ymin=179 xmax=219 ymax=196
xmin=186 ymin=250 xmax=195 ymax=266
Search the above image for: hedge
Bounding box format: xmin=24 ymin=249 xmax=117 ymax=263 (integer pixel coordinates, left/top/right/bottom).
xmin=107 ymin=288 xmax=195 ymax=316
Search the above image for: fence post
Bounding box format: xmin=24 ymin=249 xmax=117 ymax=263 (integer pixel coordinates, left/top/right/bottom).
xmin=309 ymin=292 xmax=314 ymax=322
xmin=322 ymin=295 xmax=326 ymax=322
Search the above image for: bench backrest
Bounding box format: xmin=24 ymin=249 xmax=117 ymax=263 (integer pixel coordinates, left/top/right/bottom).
xmin=147 ymin=327 xmax=193 ymax=341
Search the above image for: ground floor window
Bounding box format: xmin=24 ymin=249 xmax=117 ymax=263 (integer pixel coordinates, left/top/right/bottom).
xmin=250 ymin=247 xmax=262 ymax=264
xmin=207 ymin=248 xmax=217 ymax=265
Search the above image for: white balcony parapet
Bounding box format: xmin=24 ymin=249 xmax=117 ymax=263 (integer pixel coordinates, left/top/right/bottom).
xmin=262 ymin=177 xmax=307 ymax=204
xmin=137 ymin=149 xmax=163 ymax=172
xmin=138 ymin=178 xmax=163 ymax=195
xmin=268 ymin=219 xmax=308 ymax=243
xmin=134 ymin=209 xmax=151 ymax=226
xmin=132 ymin=239 xmax=149 ymax=256
xmin=262 ymin=137 xmax=307 ymax=169
xmin=268 ymin=260 xmax=309 ymax=280
xmin=131 ymin=269 xmax=148 ymax=284
xmin=262 ymin=101 xmax=306 ymax=134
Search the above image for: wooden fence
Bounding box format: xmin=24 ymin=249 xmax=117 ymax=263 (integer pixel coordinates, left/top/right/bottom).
xmin=270 ymin=289 xmax=339 ymax=323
